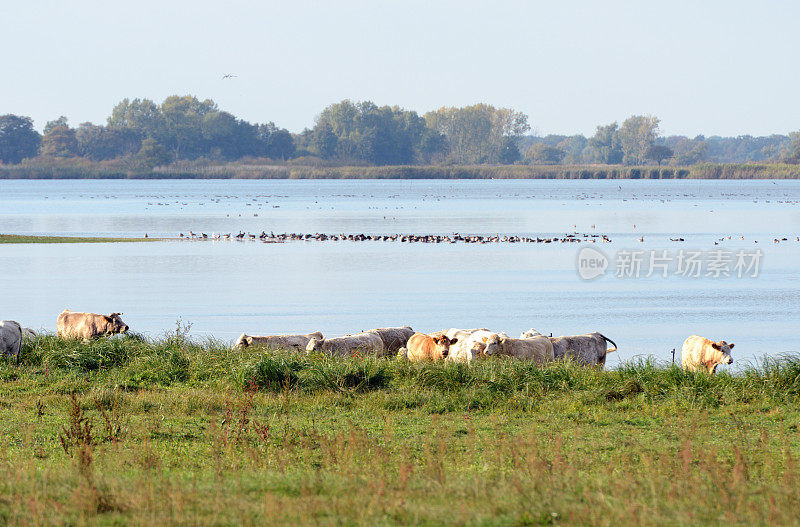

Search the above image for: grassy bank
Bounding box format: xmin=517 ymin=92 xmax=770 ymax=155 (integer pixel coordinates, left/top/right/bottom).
xmin=2 ymin=161 xmax=800 ymax=180
xmin=2 ymin=333 xmax=800 ymax=524
xmin=0 ymin=234 xmax=160 ymax=244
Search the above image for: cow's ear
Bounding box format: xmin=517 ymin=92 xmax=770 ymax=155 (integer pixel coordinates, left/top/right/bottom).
xmin=711 ymin=342 xmax=720 ymax=350
xmin=449 ymin=338 xmax=457 ymax=344
xmin=728 ymin=343 xmax=734 ymax=349
xmin=104 ymin=316 xmax=113 ymax=323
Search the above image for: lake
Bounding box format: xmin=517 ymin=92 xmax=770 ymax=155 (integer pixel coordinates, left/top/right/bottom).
xmin=1 ymin=178 xmax=799 ymax=368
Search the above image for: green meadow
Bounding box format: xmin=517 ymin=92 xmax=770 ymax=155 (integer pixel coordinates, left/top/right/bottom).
xmin=2 ymin=331 xmax=799 ymax=525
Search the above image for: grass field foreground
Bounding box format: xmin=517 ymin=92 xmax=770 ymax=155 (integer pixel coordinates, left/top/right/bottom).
xmin=2 ymin=331 xmax=800 ymax=525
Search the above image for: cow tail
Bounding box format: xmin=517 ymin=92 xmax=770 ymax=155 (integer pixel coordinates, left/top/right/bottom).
xmin=599 ymin=333 xmax=618 ymax=352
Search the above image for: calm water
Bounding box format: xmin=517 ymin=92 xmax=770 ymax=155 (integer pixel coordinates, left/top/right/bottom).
xmin=1 ymin=179 xmax=799 ymax=368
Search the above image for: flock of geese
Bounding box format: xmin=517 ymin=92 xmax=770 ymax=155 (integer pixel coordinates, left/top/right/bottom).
xmin=174 ymin=230 xmax=800 ymax=246
xmin=179 ymin=231 xmax=614 ymax=244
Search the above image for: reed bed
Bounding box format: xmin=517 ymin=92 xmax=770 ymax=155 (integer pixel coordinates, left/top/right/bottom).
xmin=3 ymin=161 xmax=800 ymax=180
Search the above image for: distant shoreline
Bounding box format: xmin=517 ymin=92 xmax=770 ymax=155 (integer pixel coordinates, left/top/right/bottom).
xmin=1 ymin=162 xmax=800 ymax=180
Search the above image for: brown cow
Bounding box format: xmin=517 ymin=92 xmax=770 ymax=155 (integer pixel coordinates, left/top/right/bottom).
xmin=57 ymin=309 xmax=129 ymax=340
xmin=403 ymin=332 xmax=458 ymax=361
xmin=681 ymin=335 xmax=734 ymax=373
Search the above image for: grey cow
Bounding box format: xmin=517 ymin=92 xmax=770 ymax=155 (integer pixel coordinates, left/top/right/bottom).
xmin=236 ymin=332 xmax=323 ymax=351
xmin=306 ymin=331 xmax=385 ymax=356
xmin=522 ymin=328 xmax=617 ymax=368
xmin=0 ymin=320 xmax=22 ymax=361
xmin=368 ymin=326 xmax=415 ymax=356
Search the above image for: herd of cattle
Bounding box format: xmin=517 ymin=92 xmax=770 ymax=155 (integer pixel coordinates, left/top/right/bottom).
xmin=0 ymin=310 xmax=736 ymax=374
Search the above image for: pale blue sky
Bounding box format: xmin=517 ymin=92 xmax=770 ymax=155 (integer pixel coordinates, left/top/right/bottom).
xmin=2 ymin=0 xmax=798 ymax=137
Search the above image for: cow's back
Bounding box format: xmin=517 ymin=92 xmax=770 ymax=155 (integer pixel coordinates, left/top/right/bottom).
xmin=681 ymin=335 xmax=708 ymax=371
xmin=406 ymin=333 xmax=436 ymax=361
xmin=503 ymin=336 xmax=553 ymax=363
xmin=264 ymin=334 xmax=316 ymax=350
xmin=370 ymin=327 xmax=414 ymax=355
xmin=551 ymin=333 xmax=607 ymax=366
xmin=446 ymin=328 xmax=491 ymax=363
xmin=57 ymin=310 xmax=99 ymax=339
xmin=0 ymin=320 xmax=22 ymax=359
xmin=321 ymin=332 xmax=384 ymax=356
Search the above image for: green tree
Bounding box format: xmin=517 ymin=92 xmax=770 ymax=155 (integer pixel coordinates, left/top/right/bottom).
xmin=587 ymin=123 xmax=623 ymax=164
xmin=44 ymin=116 xmax=69 ymax=135
xmin=557 ymin=135 xmax=588 ymax=164
xmin=645 ymin=144 xmax=673 ymax=165
xmin=417 ymin=128 xmax=448 ymax=164
xmin=424 ymin=104 xmax=529 ymax=164
xmin=311 ymin=121 xmax=338 ymax=159
xmin=784 ymin=131 xmax=800 ymax=164
xmin=136 ymin=137 xmax=171 ymax=168
xmin=525 ymin=143 xmax=566 ymax=165
xmin=201 ymin=111 xmax=261 ymax=160
xmin=668 ymin=136 xmax=707 ymax=165
xmin=107 ymin=98 xmax=165 ymax=142
xmin=498 ymin=137 xmax=522 ymax=164
xmin=310 ymin=100 xmax=440 ymax=164
xmin=40 ymin=125 xmax=79 ymax=157
xmin=258 ymin=123 xmax=296 ymax=159
xmin=161 ymin=95 xmax=218 ymax=159
xmin=76 ymin=122 xmax=140 ymax=160
xmin=316 ymin=101 xmax=415 ymax=164
xmin=619 ymin=115 xmax=660 ymax=165
xmin=0 ymin=114 xmax=41 ymax=164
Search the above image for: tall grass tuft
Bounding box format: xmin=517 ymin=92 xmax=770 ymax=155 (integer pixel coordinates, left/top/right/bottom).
xmin=303 ymin=355 xmax=392 ymax=393
xmin=41 ymin=335 xmax=145 ymax=372
xmin=239 ymin=351 xmax=306 ymax=391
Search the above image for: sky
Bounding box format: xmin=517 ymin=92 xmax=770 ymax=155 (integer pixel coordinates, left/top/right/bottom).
xmin=2 ymin=0 xmax=798 ymax=137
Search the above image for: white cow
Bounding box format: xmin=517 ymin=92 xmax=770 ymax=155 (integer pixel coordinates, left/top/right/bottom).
xmin=443 ymin=328 xmax=499 ymax=363
xmin=0 ymin=320 xmax=22 ymax=361
xmin=306 ymin=331 xmax=385 ymax=356
xmin=681 ymin=335 xmax=734 ymax=373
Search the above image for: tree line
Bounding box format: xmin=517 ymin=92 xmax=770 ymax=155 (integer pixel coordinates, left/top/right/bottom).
xmin=1 ymin=95 xmax=799 ymax=167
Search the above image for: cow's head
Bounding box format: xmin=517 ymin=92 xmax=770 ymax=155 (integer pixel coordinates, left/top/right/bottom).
xmin=521 ymin=328 xmax=544 ymax=339
xmin=104 ymin=313 xmax=129 ymax=335
xmin=711 ymin=340 xmax=734 ymax=366
xmin=433 ymin=335 xmax=456 ymax=358
xmin=306 ymin=338 xmax=323 ymax=353
xmin=235 ymin=333 xmax=250 ymax=349
xmin=483 ymin=333 xmax=505 ymax=356
xmin=471 ymin=340 xmax=487 ymax=358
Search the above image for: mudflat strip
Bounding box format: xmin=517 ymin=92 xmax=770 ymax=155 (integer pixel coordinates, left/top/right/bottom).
xmin=0 ymin=234 xmax=162 ymax=244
